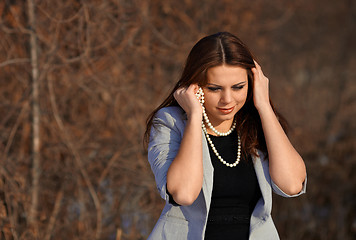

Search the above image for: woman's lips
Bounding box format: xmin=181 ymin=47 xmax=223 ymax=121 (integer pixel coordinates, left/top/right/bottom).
xmin=217 ymin=106 xmax=235 ymax=114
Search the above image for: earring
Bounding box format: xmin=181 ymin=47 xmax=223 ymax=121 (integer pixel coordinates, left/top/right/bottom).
xmin=195 ymin=87 xmax=205 ymax=104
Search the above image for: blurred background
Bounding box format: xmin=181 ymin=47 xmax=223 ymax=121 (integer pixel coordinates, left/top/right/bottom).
xmin=0 ymin=0 xmax=355 ymax=239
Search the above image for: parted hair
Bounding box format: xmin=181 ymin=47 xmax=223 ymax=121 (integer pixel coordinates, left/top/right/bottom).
xmin=144 ymin=32 xmax=287 ymax=158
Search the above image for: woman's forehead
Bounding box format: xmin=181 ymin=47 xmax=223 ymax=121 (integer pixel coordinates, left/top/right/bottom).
xmin=206 ymin=65 xmax=247 ymax=84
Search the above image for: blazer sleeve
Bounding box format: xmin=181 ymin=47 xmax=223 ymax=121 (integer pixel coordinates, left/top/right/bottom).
xmin=271 ymin=175 xmax=307 ymax=197
xmin=147 ymin=107 xmax=185 ymax=205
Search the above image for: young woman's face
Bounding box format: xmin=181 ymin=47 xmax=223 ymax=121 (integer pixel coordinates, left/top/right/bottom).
xmin=203 ymin=65 xmax=248 ymax=127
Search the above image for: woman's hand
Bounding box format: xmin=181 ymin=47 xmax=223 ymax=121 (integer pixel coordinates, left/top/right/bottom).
xmin=251 ymin=61 xmax=271 ymax=111
xmin=173 ymin=84 xmax=203 ymax=118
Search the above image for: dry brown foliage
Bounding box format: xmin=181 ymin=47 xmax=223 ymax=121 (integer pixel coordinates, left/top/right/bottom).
xmin=0 ymin=0 xmax=355 ymax=239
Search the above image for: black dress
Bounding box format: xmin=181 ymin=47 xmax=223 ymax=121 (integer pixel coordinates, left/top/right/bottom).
xmin=204 ymin=130 xmax=262 ymax=240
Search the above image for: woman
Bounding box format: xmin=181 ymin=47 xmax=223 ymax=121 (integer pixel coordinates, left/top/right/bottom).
xmin=144 ymin=32 xmax=307 ymax=240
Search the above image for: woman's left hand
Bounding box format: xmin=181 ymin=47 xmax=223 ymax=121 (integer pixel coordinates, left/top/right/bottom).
xmin=251 ymin=60 xmax=271 ymax=111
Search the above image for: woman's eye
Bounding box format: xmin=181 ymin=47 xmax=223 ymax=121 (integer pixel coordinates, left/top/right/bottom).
xmin=233 ymin=85 xmax=245 ymax=90
xmin=207 ymin=87 xmax=220 ymax=91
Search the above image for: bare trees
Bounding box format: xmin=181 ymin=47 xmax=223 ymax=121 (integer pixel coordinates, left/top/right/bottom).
xmin=1 ymin=0 xmax=160 ymax=239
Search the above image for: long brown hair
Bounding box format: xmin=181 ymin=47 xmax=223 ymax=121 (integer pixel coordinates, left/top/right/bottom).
xmin=144 ymin=32 xmax=287 ymax=157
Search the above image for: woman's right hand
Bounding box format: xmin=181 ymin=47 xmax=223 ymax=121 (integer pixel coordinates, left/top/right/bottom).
xmin=173 ymin=84 xmax=203 ymax=118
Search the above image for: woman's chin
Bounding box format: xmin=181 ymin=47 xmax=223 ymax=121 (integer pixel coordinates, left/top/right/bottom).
xmin=211 ymin=114 xmax=235 ymax=124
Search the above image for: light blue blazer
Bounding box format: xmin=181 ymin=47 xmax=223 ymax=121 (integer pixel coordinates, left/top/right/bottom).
xmin=147 ymin=106 xmax=307 ymax=240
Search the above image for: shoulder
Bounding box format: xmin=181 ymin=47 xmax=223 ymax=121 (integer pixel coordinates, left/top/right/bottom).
xmin=148 ymin=107 xmax=187 ymax=153
xmin=154 ymin=106 xmax=187 ymax=126
xmin=149 ymin=106 xmax=187 ymax=141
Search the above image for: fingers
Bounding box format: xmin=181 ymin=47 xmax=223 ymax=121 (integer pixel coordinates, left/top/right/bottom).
xmin=174 ymin=84 xmax=203 ymax=117
xmin=188 ymin=83 xmax=199 ymax=94
xmin=175 ymin=84 xmax=199 ymax=96
xmin=252 ymin=60 xmax=261 ymax=73
xmin=251 ymin=60 xmax=270 ymax=110
xmin=174 ymin=84 xmax=200 ymax=104
xmin=251 ymin=61 xmax=260 ymax=78
xmin=173 ymin=87 xmax=184 ymax=99
xmin=253 ymin=60 xmax=264 ymax=74
xmin=252 ymin=60 xmax=268 ymax=81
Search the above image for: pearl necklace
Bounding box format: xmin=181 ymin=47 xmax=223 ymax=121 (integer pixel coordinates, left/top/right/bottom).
xmin=202 ymin=122 xmax=241 ymax=167
xmin=196 ymin=87 xmax=241 ymax=167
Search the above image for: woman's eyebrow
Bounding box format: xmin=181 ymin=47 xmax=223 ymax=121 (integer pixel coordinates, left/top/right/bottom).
xmin=206 ymin=81 xmax=247 ymax=87
xmin=232 ymin=81 xmax=247 ymax=86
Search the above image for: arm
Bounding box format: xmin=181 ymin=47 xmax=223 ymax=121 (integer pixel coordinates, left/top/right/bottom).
xmin=166 ymin=84 xmax=204 ymax=205
xmin=252 ymin=62 xmax=306 ymax=195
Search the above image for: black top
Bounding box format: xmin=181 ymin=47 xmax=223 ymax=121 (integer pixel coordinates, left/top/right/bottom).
xmin=204 ymin=130 xmax=262 ymax=240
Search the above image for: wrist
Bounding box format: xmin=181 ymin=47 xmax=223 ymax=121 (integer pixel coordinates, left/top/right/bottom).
xmin=255 ymin=102 xmax=273 ymax=115
xmin=187 ymin=111 xmax=203 ymax=122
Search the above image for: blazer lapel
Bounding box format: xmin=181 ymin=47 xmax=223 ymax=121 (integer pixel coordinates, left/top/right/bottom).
xmin=201 ymin=131 xmax=214 ymax=211
xmin=251 ymin=151 xmax=272 ymax=229
xmin=252 ymin=152 xmax=271 ymax=204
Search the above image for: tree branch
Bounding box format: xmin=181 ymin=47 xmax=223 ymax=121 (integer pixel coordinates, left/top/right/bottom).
xmin=44 ymin=189 xmax=64 ymax=240
xmin=27 ymin=0 xmax=40 ymax=235
xmin=0 ymin=58 xmax=30 ymax=68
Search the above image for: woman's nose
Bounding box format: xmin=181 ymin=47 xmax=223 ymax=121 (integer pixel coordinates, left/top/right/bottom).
xmin=220 ymin=90 xmax=232 ymax=103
